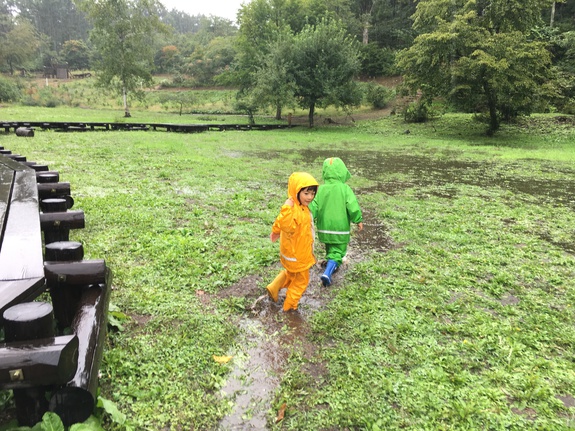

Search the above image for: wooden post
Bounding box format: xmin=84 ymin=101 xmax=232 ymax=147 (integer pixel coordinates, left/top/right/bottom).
xmin=36 ymin=171 xmax=60 ymax=182
xmin=0 ymin=335 xmax=79 ymax=388
xmin=3 ymin=302 xmax=55 ymax=426
xmin=37 ymin=182 xmax=71 ymax=200
xmin=48 ymin=265 xmax=112 ymax=426
xmin=45 ymin=241 xmax=84 ymax=262
xmin=40 ymin=198 xmax=68 ymax=213
xmin=37 ymin=173 xmax=59 ymax=184
xmin=40 ymin=210 xmax=84 ymax=244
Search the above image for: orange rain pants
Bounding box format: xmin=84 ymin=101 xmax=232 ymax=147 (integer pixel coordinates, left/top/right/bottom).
xmin=266 ymin=269 xmax=310 ymax=312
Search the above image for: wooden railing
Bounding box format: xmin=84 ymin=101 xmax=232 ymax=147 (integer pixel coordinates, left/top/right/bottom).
xmin=0 ymin=146 xmax=112 ymax=427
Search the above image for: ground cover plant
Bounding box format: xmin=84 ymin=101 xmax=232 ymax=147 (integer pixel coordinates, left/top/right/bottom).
xmin=0 ymin=109 xmax=575 ymax=430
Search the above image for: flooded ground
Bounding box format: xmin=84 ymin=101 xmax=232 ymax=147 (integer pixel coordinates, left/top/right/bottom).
xmin=216 ymin=208 xmax=393 ymax=430
xmin=216 ymin=149 xmax=575 ymax=429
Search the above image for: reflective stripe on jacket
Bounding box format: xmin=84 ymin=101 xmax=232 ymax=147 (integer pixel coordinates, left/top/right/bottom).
xmin=309 ymin=157 xmax=362 ymax=245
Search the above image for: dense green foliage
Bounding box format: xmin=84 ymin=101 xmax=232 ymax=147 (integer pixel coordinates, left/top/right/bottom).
xmin=1 ymin=0 xmax=575 ymax=128
xmin=397 ymin=0 xmax=556 ymax=135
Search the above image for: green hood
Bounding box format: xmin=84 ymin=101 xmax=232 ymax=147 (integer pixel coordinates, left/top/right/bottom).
xmin=322 ymin=157 xmax=351 ymax=183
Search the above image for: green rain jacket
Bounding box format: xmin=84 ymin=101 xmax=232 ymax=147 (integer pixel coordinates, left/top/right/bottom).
xmin=309 ymin=157 xmax=362 ymax=245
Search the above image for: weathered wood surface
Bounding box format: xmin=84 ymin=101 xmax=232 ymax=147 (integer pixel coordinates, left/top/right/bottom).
xmin=0 ymin=156 xmax=45 ymax=319
xmin=0 ymin=335 xmax=79 ymax=389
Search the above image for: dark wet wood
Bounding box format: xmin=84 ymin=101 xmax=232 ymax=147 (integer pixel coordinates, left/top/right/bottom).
xmin=37 ymin=182 xmax=71 ymax=199
xmin=40 ymin=198 xmax=68 ymax=212
xmin=45 ymin=241 xmax=84 ymax=262
xmin=40 ymin=210 xmax=85 ymax=230
xmin=0 ymin=156 xmax=45 ymax=320
xmin=0 ymin=120 xmax=296 ymax=133
xmin=36 ymin=171 xmax=59 ymax=182
xmin=45 ymin=260 xmax=108 ymax=329
xmin=3 ymin=302 xmax=54 ymax=342
xmin=0 ymin=335 xmax=79 ymax=389
xmin=44 ymin=260 xmax=107 ymax=286
xmin=50 ymin=268 xmax=112 ymax=426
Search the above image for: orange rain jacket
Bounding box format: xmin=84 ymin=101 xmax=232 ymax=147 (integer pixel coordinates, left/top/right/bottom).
xmin=271 ymin=172 xmax=319 ymax=274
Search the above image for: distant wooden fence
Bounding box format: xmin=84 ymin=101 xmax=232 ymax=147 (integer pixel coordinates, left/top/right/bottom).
xmin=0 ymin=145 xmax=112 ymax=427
xmin=0 ymin=121 xmax=295 ymax=134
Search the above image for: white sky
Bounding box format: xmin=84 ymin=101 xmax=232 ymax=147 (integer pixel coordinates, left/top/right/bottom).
xmin=159 ymin=0 xmax=247 ymax=24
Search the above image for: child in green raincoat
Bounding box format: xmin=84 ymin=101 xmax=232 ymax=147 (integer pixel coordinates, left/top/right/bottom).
xmin=267 ymin=172 xmax=319 ymax=311
xmin=309 ymin=157 xmax=363 ymax=286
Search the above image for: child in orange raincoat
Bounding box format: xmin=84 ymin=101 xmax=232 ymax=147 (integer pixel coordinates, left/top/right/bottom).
xmin=267 ymin=172 xmax=319 ymax=311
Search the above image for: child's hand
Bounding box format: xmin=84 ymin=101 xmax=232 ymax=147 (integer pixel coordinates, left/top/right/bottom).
xmin=284 ymin=198 xmax=294 ymax=207
xmin=270 ymin=232 xmax=280 ymax=242
xmin=358 ymin=222 xmax=364 ymax=231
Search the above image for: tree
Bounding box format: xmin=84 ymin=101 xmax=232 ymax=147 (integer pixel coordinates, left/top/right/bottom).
xmin=12 ymin=0 xmax=90 ymax=51
xmin=289 ymin=19 xmax=362 ymax=127
xmin=245 ymin=35 xmax=297 ymax=120
xmin=397 ymin=0 xmax=554 ymax=135
xmin=0 ymin=14 xmax=40 ymax=74
xmin=61 ymin=39 xmax=90 ymax=69
xmin=184 ymin=36 xmax=237 ymax=85
xmin=77 ymin=0 xmax=168 ymax=117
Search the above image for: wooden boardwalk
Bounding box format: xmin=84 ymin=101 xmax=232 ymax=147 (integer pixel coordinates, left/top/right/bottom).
xmin=1 ymin=121 xmax=294 ymax=133
xmin=0 ymin=155 xmax=45 ymax=321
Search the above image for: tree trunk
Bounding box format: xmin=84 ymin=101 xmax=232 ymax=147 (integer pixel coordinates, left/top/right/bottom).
xmin=308 ymin=103 xmax=315 ymax=128
xmin=483 ymin=81 xmax=499 ymax=136
xmin=123 ymin=85 xmax=131 ymax=118
xmin=275 ymin=105 xmax=282 ymax=121
xmin=362 ymin=19 xmax=369 ymax=45
xmin=550 ymin=2 xmax=556 ymax=27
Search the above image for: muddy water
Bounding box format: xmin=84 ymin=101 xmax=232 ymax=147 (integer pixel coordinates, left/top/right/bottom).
xmin=218 ymin=208 xmax=392 ymax=429
xmin=218 ymin=149 xmax=575 ymax=429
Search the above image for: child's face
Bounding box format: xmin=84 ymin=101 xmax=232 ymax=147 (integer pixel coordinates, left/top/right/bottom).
xmin=298 ymin=187 xmax=316 ymax=207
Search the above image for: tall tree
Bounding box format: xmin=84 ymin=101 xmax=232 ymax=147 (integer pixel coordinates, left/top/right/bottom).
xmin=289 ymin=19 xmax=362 ymax=127
xmin=61 ymin=39 xmax=90 ymax=69
xmin=77 ymin=0 xmax=168 ymax=117
xmin=12 ymin=0 xmax=90 ymax=51
xmin=234 ymin=0 xmax=311 ymax=116
xmin=397 ymin=0 xmax=554 ymax=135
xmin=247 ymin=34 xmax=297 ymax=120
xmin=0 ymin=12 xmax=40 ymax=74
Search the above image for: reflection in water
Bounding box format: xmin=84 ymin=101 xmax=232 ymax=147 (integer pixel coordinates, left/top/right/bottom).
xmin=218 ymin=311 xmax=311 ymax=430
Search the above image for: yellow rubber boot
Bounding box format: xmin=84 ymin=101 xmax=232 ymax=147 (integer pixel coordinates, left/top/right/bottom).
xmin=266 ymin=270 xmax=286 ymax=302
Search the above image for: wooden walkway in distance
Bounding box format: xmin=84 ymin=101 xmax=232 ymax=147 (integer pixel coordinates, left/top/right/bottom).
xmin=0 ymin=154 xmax=45 ymax=321
xmin=0 ymin=121 xmax=295 ymax=133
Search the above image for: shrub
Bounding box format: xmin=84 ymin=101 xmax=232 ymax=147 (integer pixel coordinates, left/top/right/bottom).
xmin=365 ymin=82 xmax=395 ymax=109
xmin=0 ymin=76 xmax=22 ymax=103
xmin=403 ymin=100 xmax=438 ymax=123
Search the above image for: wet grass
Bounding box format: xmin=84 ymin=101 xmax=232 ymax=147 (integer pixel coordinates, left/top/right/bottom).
xmin=1 ymin=111 xmax=575 ymax=430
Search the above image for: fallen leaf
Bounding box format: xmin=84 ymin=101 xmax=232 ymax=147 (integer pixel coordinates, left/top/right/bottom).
xmin=196 ymin=290 xmax=205 ymax=295
xmin=276 ymin=402 xmax=287 ymax=423
xmin=213 ymin=355 xmax=233 ymax=364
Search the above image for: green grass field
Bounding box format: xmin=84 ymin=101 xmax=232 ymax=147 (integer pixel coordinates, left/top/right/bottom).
xmin=1 ymin=105 xmax=575 ymax=430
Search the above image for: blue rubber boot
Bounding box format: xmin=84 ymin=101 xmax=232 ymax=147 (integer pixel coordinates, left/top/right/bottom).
xmin=320 ymin=259 xmax=338 ymax=287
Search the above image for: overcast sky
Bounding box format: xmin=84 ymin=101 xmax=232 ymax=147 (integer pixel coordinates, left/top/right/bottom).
xmin=159 ymin=0 xmax=247 ymax=23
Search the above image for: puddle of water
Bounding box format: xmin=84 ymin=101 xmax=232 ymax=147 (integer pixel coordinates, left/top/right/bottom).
xmin=218 ymin=211 xmax=389 ymax=429
xmin=221 ymin=149 xmax=575 ymax=427
xmin=218 ymin=319 xmax=285 ymax=430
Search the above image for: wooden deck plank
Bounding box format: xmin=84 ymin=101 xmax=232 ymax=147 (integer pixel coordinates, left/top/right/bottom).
xmin=0 ymin=155 xmax=45 ymax=317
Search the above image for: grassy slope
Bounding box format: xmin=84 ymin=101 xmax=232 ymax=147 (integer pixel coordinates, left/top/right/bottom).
xmin=1 ymin=107 xmax=575 ymax=430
